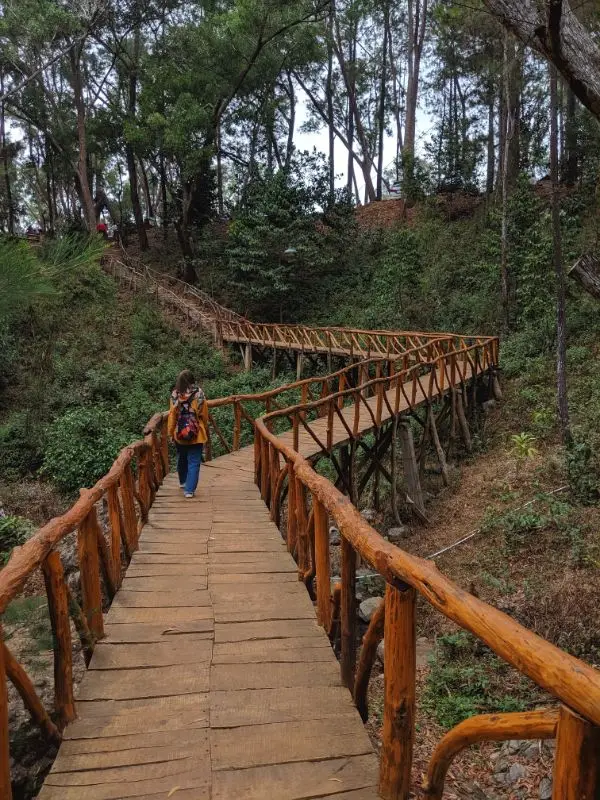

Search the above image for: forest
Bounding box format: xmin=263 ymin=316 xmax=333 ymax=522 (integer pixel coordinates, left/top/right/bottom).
xmin=2 ymin=0 xmax=600 ymax=798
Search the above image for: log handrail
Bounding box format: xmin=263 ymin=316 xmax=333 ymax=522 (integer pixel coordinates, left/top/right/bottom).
xmin=253 ymin=342 xmax=600 ymax=797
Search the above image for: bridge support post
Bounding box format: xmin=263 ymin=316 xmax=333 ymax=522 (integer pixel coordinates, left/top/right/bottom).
xmin=0 ymin=624 xmax=12 ymax=800
xmin=552 ymin=705 xmax=600 ymax=799
xmin=296 ymin=352 xmax=303 ymax=381
xmin=244 ymin=344 xmax=252 ymax=372
xmin=379 ymin=584 xmax=416 ymax=800
xmin=399 ymin=423 xmax=426 ymax=521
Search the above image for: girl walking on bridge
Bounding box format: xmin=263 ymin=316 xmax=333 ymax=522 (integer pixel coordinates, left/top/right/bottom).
xmin=168 ymin=370 xmax=209 ymax=498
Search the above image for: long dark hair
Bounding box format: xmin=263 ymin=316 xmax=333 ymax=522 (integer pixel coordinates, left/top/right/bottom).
xmin=175 ymin=369 xmax=195 ymax=394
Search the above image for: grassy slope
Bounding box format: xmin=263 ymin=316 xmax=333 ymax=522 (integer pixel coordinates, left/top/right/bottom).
xmin=0 ymin=261 xmax=280 ymax=526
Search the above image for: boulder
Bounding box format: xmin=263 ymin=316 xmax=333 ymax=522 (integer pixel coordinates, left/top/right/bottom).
xmin=360 ymin=509 xmax=377 ymax=523
xmin=539 ymin=777 xmax=552 ymax=800
xmin=386 ymin=526 xmax=408 ymax=542
xmin=358 ymin=597 xmax=383 ymax=623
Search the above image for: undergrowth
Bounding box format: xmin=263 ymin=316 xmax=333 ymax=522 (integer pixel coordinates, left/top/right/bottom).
xmin=422 ymin=631 xmax=544 ymax=729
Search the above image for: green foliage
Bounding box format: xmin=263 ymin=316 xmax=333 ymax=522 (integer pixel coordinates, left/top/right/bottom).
xmin=0 ymin=515 xmax=35 ymax=564
xmin=42 ymin=407 xmax=131 ymax=493
xmin=509 ymin=432 xmax=538 ymax=460
xmin=422 ymin=632 xmax=535 ymax=729
xmin=566 ymin=439 xmax=600 ymax=504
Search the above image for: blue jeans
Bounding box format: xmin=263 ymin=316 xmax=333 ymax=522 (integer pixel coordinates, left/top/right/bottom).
xmin=176 ymin=444 xmax=203 ymax=494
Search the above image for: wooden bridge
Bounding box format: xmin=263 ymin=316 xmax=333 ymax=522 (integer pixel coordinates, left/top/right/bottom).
xmin=1 ymin=311 xmax=600 ymax=799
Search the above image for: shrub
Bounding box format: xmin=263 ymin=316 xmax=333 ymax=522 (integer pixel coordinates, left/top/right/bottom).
xmin=422 ymin=631 xmax=537 ymax=729
xmin=0 ymin=412 xmax=45 ymax=480
xmin=43 ymin=407 xmax=131 ymax=493
xmin=0 ymin=515 xmax=35 ymax=564
xmin=566 ymin=439 xmax=600 ymax=504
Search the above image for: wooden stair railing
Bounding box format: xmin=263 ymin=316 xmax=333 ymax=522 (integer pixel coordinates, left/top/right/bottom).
xmin=254 ymin=351 xmax=600 ymax=799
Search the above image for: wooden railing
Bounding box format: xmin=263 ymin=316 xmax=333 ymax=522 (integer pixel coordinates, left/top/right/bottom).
xmin=0 ymin=411 xmax=171 ymax=798
xmin=253 ymin=372 xmax=600 ymax=798
xmin=104 ymin=252 xmax=500 ymax=365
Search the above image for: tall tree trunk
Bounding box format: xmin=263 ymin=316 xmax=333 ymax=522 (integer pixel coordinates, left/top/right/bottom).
xmin=376 ymin=2 xmax=389 ymax=200
xmin=216 ymin=122 xmax=224 ymax=215
xmin=563 ymin=85 xmax=578 ymax=186
xmin=500 ymin=32 xmax=513 ymax=332
xmin=550 ymin=64 xmax=571 ymax=445
xmin=486 ymin=83 xmax=495 ymax=194
xmin=69 ymin=46 xmax=96 ymax=231
xmin=284 ymin=71 xmax=296 ymax=172
xmin=346 ymin=22 xmax=355 ymax=197
xmin=126 ymin=29 xmax=148 ymax=250
xmin=506 ymin=38 xmax=523 ymax=187
xmin=159 ymin=151 xmax=169 ymax=240
xmin=139 ymin=158 xmax=154 ymax=219
xmin=326 ymin=13 xmax=335 ymax=200
xmin=333 ymin=12 xmax=376 ymax=201
xmin=0 ymin=70 xmax=14 ymax=234
xmin=403 ymin=0 xmax=428 ymax=174
xmin=387 ymin=22 xmax=403 ymax=177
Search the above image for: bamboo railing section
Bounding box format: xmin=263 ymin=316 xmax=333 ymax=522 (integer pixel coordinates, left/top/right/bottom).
xmin=252 ymin=345 xmax=600 ymax=799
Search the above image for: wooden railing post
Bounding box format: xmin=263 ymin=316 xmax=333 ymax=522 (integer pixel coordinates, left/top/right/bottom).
xmin=340 ymin=537 xmax=357 ymax=689
xmin=233 ymin=401 xmax=242 ymax=451
xmin=260 ymin=438 xmax=270 ymax=504
xmin=287 ymin=462 xmax=297 ymax=555
xmin=107 ymin=486 xmax=123 ymax=585
xmin=379 ymin=582 xmax=416 ymax=800
xmin=314 ymin=498 xmax=331 ymax=630
xmin=295 ymin=477 xmax=308 ymax=576
xmin=326 ymin=399 xmax=334 ymax=451
xmin=552 ymin=705 xmax=600 ymax=799
xmin=78 ymin=512 xmax=105 ymax=642
xmin=160 ymin=426 xmax=170 ymax=476
xmin=42 ymin=551 xmax=76 ymax=728
xmin=120 ymin=464 xmax=138 ymax=552
xmin=0 ymin=625 xmax=12 ymax=800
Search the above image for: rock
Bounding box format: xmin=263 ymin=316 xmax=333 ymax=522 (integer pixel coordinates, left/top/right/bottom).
xmin=523 ymin=741 xmax=540 ymax=761
xmin=482 ymin=398 xmax=497 ymax=413
xmin=359 ymin=597 xmax=383 ymax=623
xmin=506 ymin=763 xmax=527 ymax=784
xmin=507 ymin=739 xmax=524 ymax=755
xmin=493 ymin=756 xmax=509 ymax=774
xmin=539 ymin=777 xmax=552 ymax=800
xmin=67 ymin=570 xmax=81 ymax=597
xmin=329 ymin=526 xmax=341 ymax=545
xmin=386 ymin=526 xmax=407 ymax=542
xmin=361 ymin=509 xmax=377 ymax=522
xmin=376 ymin=635 xmax=432 ymax=668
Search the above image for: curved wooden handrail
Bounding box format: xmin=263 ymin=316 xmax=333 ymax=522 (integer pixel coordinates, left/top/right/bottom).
xmin=423 ymin=709 xmax=558 ymax=799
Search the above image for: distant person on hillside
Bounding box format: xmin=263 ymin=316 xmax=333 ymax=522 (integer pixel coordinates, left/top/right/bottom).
xmin=96 ymin=221 xmax=108 ymax=239
xmin=168 ymin=370 xmax=209 ymax=498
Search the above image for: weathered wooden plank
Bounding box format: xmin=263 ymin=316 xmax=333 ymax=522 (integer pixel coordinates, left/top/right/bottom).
xmin=210 ymin=685 xmax=357 ymax=728
xmin=43 ymin=757 xmax=211 ymax=790
xmin=102 ymin=621 xmax=213 ymax=643
xmin=112 ymin=591 xmax=211 ymax=608
xmin=214 ymin=619 xmax=320 ymax=642
xmin=106 ymin=606 xmax=212 ymax=624
xmin=211 ymin=756 xmax=379 ymax=800
xmin=90 ymin=640 xmax=212 ymax=669
xmin=78 ymin=664 xmax=209 ymax=700
xmin=212 ymin=637 xmax=331 ymax=664
xmin=211 ymin=718 xmax=373 ymax=771
xmin=211 ymin=661 xmax=341 ymax=691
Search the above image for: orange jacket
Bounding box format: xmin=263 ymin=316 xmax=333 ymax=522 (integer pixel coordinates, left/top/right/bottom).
xmin=167 ymin=387 xmax=209 ymax=445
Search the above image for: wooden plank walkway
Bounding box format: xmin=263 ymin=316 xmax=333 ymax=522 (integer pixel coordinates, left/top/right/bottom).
xmin=39 ymin=449 xmax=379 ymax=800
xmin=37 ymin=367 xmax=474 ymax=799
